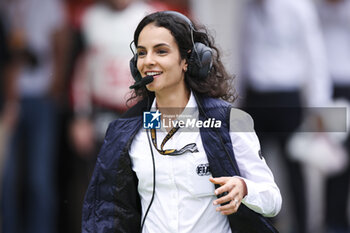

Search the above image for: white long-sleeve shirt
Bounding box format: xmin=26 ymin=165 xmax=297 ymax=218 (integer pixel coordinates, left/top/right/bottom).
xmin=129 ymin=92 xmax=282 ymax=233
xmin=240 ymin=0 xmax=331 ymax=107
xmin=318 ymin=0 xmax=350 ymax=85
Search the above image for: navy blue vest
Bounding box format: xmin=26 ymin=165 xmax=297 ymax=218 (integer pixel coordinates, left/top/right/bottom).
xmin=82 ymin=94 xmax=278 ymax=233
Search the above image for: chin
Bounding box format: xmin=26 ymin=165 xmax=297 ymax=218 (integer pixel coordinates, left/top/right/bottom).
xmin=146 ymin=83 xmax=157 ymax=92
xmin=146 ymin=79 xmax=162 ymax=91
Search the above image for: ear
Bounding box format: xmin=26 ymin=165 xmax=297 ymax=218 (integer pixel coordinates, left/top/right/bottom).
xmin=183 ymin=62 xmax=188 ymax=72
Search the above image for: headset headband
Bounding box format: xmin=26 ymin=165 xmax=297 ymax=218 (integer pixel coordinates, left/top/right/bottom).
xmin=161 ymin=11 xmax=195 ymax=31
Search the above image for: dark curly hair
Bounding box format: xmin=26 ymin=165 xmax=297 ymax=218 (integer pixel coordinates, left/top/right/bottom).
xmin=128 ymin=11 xmax=236 ymax=103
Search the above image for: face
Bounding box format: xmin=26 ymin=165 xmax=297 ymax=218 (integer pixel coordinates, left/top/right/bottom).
xmin=136 ymin=23 xmax=188 ymax=95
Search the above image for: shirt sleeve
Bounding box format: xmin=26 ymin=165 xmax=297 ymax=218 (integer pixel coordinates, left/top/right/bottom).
xmin=229 ymin=108 xmax=282 ymax=217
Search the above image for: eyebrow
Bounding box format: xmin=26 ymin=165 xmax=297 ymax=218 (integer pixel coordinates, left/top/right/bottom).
xmin=136 ymin=43 xmax=170 ymax=50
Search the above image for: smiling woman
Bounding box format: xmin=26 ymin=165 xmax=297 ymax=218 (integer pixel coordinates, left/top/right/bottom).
xmin=82 ymin=11 xmax=282 ymax=233
xmin=136 ymin=24 xmax=188 ymax=96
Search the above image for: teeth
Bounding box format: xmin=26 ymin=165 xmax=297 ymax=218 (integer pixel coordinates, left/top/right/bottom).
xmin=146 ymin=72 xmax=162 ymax=76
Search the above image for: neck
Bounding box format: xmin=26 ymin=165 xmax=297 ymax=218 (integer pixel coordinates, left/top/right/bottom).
xmin=155 ymin=87 xmax=190 ymax=117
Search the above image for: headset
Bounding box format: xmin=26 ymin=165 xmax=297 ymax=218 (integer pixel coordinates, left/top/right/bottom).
xmin=129 ymin=11 xmax=213 ymax=87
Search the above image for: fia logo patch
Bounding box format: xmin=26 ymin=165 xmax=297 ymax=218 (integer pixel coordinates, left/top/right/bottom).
xmin=143 ymin=110 xmax=161 ymax=129
xmin=196 ymin=163 xmax=210 ymax=176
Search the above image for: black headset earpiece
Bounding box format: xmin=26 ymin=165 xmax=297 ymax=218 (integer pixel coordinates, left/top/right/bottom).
xmin=188 ymin=42 xmax=213 ymax=80
xmin=129 ymin=54 xmax=142 ymax=82
xmin=129 ymin=11 xmax=213 ymax=83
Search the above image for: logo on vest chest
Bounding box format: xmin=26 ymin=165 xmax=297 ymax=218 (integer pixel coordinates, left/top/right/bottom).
xmin=196 ymin=163 xmax=211 ymax=176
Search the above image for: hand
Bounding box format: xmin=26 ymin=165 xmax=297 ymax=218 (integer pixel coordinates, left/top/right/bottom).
xmin=209 ymin=176 xmax=248 ymax=215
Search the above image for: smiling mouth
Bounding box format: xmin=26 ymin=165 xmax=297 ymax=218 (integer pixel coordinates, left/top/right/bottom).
xmin=145 ymin=71 xmax=162 ymax=77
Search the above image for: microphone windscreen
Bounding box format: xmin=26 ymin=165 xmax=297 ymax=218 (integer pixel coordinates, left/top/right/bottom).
xmin=129 ymin=75 xmax=154 ymax=89
xmin=141 ymin=75 xmax=154 ymax=85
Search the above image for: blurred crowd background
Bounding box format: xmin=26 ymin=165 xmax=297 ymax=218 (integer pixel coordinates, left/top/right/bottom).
xmin=0 ymin=0 xmax=350 ymax=232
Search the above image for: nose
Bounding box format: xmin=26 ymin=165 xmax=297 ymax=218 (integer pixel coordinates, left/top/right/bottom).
xmin=144 ymin=52 xmax=155 ymax=67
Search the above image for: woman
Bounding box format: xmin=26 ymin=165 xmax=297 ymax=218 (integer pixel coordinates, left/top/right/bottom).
xmin=82 ymin=11 xmax=281 ymax=233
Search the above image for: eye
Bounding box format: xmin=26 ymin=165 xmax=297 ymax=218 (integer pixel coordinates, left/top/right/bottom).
xmin=156 ymin=49 xmax=168 ymax=55
xmin=137 ymin=50 xmax=146 ymax=57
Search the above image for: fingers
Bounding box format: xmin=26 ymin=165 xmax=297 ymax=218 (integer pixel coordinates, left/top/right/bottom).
xmin=215 ymin=198 xmax=240 ymax=215
xmin=210 ymin=176 xmax=247 ymax=215
xmin=213 ymin=189 xmax=239 ymax=205
xmin=210 ymin=176 xmax=241 ymax=196
xmin=210 ymin=177 xmax=234 ymax=196
xmin=209 ymin=177 xmax=229 ymax=185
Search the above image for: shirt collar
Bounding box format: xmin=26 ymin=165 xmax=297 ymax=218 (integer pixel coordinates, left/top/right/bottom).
xmin=150 ymin=91 xmax=198 ymax=110
xmin=150 ymin=91 xmax=198 ymax=132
